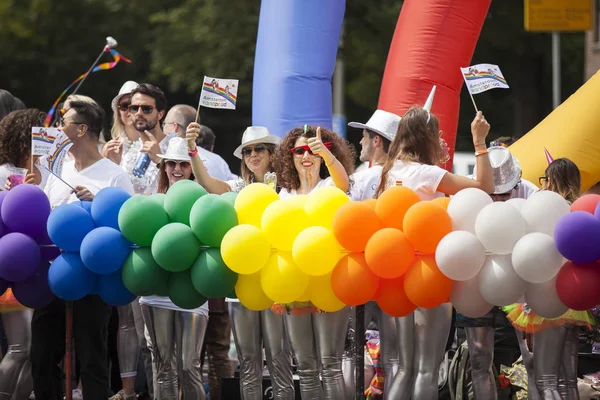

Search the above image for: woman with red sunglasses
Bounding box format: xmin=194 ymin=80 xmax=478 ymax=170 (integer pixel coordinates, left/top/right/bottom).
xmin=272 ymin=125 xmax=355 ymax=400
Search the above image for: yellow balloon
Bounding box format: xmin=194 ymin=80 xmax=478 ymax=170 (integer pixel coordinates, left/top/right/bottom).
xmin=234 ymin=183 xmax=279 ymax=228
xmin=235 ymin=271 xmax=273 ymax=311
xmin=288 ymin=194 xmax=309 ymax=208
xmin=309 ymin=272 xmax=346 ymax=312
xmin=261 ymin=199 xmax=311 ymax=251
xmin=221 ymin=225 xmax=270 ymax=274
xmin=296 ymin=284 xmax=311 ymax=302
xmin=304 ymin=186 xmax=350 ymax=229
xmin=261 ymin=252 xmax=309 ymax=303
xmin=292 ymin=226 xmax=343 ymax=276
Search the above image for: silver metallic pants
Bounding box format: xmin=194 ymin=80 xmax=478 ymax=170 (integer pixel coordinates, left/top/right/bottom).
xmin=386 ymin=304 xmax=453 ymax=400
xmin=141 ymin=304 xmax=208 ymax=400
xmin=116 ymin=303 xmax=140 ymax=378
xmin=229 ymin=302 xmax=294 ymax=400
xmin=534 ymin=326 xmax=566 ymax=400
xmin=131 ymin=299 xmax=154 ymax=397
xmin=559 ymin=325 xmax=579 ymax=400
xmin=465 ymin=326 xmax=497 ymax=400
xmin=284 ymin=307 xmax=351 ymax=400
xmin=0 ymin=310 xmax=33 ymax=400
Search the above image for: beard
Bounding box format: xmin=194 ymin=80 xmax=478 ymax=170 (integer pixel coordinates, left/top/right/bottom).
xmin=134 ymin=118 xmax=157 ymax=132
xmin=359 ymin=145 xmax=372 ymax=163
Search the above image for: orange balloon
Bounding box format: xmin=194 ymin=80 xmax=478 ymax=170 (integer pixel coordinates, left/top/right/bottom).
xmin=364 ymin=228 xmax=415 ymax=279
xmin=403 ymin=201 xmax=452 ymax=254
xmin=373 ymin=276 xmax=416 ymax=317
xmin=363 ymin=199 xmax=377 ymax=210
xmin=404 ymin=256 xmax=452 ymax=308
xmin=332 ymin=202 xmax=382 ymax=252
xmin=570 ymin=194 xmax=600 ymax=214
xmin=375 ymin=186 xmax=420 ymax=231
xmin=431 ymin=196 xmax=451 ymax=210
xmin=331 ymin=253 xmax=379 ymax=306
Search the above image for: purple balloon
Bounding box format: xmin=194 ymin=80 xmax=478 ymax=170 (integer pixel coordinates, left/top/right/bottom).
xmin=0 ymin=277 xmax=9 ymax=296
xmin=555 ymin=211 xmax=600 ymax=263
xmin=0 ymin=232 xmax=41 ymax=282
xmin=12 ymin=261 xmax=55 ymax=309
xmin=0 ymin=191 xmax=9 ymax=238
xmin=36 ymin=230 xmax=62 ymax=261
xmin=1 ymin=184 xmax=51 ymax=240
xmin=595 ymin=201 xmax=600 ymax=220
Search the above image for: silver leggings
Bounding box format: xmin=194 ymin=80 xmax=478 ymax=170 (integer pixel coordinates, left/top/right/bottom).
xmin=141 ymin=304 xmax=208 ymax=400
xmin=131 ymin=300 xmax=154 ymax=397
xmin=229 ymin=302 xmax=294 ymax=400
xmin=386 ymin=304 xmax=453 ymax=400
xmin=558 ymin=325 xmax=579 ymax=400
xmin=116 ymin=303 xmax=140 ymax=378
xmin=533 ymin=326 xmax=566 ymax=400
xmin=284 ymin=307 xmax=351 ymax=400
xmin=0 ymin=310 xmax=33 ymax=400
xmin=465 ymin=326 xmax=497 ymax=400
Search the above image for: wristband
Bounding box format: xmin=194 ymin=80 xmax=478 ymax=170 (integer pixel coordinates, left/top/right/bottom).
xmin=187 ymin=147 xmax=198 ymax=157
xmin=475 ymin=149 xmax=488 ymax=157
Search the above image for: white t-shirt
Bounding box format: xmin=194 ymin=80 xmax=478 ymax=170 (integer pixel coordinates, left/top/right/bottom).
xmin=278 ymin=177 xmax=334 ymax=199
xmin=139 ymin=295 xmax=209 ymax=316
xmin=198 ymin=147 xmax=237 ymax=181
xmin=387 ymin=160 xmax=448 ymax=201
xmin=44 ymin=158 xmax=134 ymax=207
xmin=350 ymin=165 xmax=383 ymax=201
xmin=516 ymin=179 xmax=538 ymax=199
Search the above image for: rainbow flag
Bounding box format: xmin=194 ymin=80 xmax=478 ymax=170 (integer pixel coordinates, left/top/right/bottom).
xmin=32 ymin=127 xmax=60 ymax=156
xmin=44 ymin=131 xmax=73 ymax=177
xmin=460 ymin=63 xmax=509 ymax=95
xmin=199 ymin=76 xmax=239 ymax=110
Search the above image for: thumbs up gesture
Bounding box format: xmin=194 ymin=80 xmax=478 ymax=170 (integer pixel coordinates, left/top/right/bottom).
xmin=307 ymin=126 xmax=326 ymax=156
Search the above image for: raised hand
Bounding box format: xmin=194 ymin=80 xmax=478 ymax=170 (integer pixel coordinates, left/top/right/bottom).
xmin=186 ymin=123 xmax=200 ymax=149
xmin=471 ymin=111 xmax=490 ymax=145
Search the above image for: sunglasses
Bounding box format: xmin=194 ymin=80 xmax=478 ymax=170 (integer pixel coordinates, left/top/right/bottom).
xmin=539 ymin=176 xmax=548 ymax=185
xmin=129 ymin=105 xmax=155 ymax=114
xmin=241 ymin=144 xmax=268 ymax=157
xmin=59 ymin=119 xmax=86 ymax=128
xmin=118 ymin=102 xmax=131 ymax=112
xmin=165 ymin=160 xmax=191 ymax=169
xmin=290 ymin=142 xmax=333 ymax=156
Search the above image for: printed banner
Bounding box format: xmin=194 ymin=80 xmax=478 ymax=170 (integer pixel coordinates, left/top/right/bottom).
xmin=460 ymin=64 xmax=509 ymax=95
xmin=44 ymin=131 xmax=73 ymax=177
xmin=32 ymin=127 xmax=60 ymax=156
xmin=199 ymin=76 xmax=239 ymax=110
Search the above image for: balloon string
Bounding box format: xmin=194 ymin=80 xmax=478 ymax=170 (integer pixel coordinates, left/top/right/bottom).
xmin=44 ymin=49 xmax=132 ymax=127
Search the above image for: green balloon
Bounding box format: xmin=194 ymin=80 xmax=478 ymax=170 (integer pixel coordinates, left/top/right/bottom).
xmin=150 ymin=193 xmax=166 ymax=207
xmin=151 ymin=223 xmax=201 ymax=272
xmin=191 ymin=248 xmax=238 ymax=298
xmin=164 ymin=180 xmax=207 ymax=225
xmin=168 ymin=270 xmax=208 ymax=309
xmin=122 ymin=248 xmax=171 ymax=296
xmin=227 ymin=290 xmax=237 ymax=299
xmin=118 ymin=196 xmax=170 ymax=246
xmin=220 ymin=191 xmax=238 ymax=206
xmin=190 ymin=194 xmax=238 ymax=247
xmin=155 ymin=275 xmax=170 ymax=296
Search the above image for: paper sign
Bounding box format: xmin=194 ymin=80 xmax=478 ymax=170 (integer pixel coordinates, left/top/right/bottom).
xmin=44 ymin=131 xmax=73 ymax=177
xmin=460 ymin=64 xmax=509 ymax=95
xmin=199 ymin=76 xmax=239 ymax=110
xmin=32 ymin=127 xmax=59 ymax=156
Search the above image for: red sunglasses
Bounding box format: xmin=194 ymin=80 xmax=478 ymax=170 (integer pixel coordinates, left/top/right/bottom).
xmin=290 ymin=142 xmax=333 ymax=156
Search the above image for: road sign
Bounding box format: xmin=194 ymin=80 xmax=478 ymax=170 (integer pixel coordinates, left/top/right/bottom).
xmin=524 ymin=0 xmax=592 ymax=32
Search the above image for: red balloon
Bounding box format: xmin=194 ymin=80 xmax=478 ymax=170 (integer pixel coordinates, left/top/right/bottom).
xmin=570 ymin=194 xmax=600 ymax=214
xmin=331 ymin=253 xmax=379 ymax=306
xmin=556 ymin=261 xmax=600 ymax=310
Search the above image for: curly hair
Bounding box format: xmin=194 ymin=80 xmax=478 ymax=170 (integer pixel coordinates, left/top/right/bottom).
xmin=375 ymin=106 xmax=444 ymax=198
xmin=274 ymin=125 xmax=356 ymax=191
xmin=0 ymin=109 xmax=46 ymax=167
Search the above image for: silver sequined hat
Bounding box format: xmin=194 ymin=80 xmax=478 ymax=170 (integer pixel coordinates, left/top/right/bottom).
xmin=348 ymin=110 xmax=401 ymax=142
xmin=485 ymin=146 xmax=522 ymax=194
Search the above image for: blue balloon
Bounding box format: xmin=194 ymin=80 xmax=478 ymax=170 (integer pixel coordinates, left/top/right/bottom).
xmin=97 ymin=269 xmax=136 ymax=306
xmin=77 ymin=200 xmax=93 ymax=214
xmin=80 ymin=227 xmax=132 ymax=275
xmin=48 ymin=253 xmax=96 ymax=301
xmin=91 ymin=187 xmax=131 ymax=230
xmin=252 ymin=0 xmax=345 ymax=136
xmin=47 ymin=204 xmax=95 ymax=252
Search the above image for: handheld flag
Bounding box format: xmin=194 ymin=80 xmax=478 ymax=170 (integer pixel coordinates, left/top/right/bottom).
xmin=460 ymin=64 xmax=509 ymax=112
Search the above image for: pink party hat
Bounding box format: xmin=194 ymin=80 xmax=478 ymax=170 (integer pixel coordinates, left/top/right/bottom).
xmin=544 ymin=147 xmax=554 ymax=165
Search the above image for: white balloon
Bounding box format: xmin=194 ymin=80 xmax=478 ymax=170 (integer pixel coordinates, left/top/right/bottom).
xmin=512 ymin=233 xmax=564 ymax=283
xmin=447 ymin=188 xmax=492 ymax=233
xmin=451 ymin=276 xmax=493 ymax=318
xmin=506 ymin=197 xmax=526 ymax=212
xmin=520 ymin=191 xmax=570 ymax=237
xmin=525 ymin=277 xmax=568 ymax=318
xmin=478 ymin=255 xmax=527 ymax=306
xmin=475 ymin=202 xmax=527 ymax=255
xmin=435 ymin=231 xmax=486 ymax=281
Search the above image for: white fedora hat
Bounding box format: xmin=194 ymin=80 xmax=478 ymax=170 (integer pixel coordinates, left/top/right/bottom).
xmin=111 ymin=80 xmax=138 ymax=111
xmin=233 ymin=126 xmax=281 ymax=159
xmin=348 ymin=110 xmax=401 ymax=142
xmin=157 ymin=137 xmax=191 ymax=162
xmin=473 ymin=146 xmax=522 ymax=194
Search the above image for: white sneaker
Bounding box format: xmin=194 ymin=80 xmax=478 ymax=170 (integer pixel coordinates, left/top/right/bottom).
xmin=64 ymin=389 xmax=83 ymax=400
xmin=29 ymin=391 xmax=35 ymax=400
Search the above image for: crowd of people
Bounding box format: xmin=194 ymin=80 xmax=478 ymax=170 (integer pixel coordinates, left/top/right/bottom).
xmin=0 ymin=82 xmax=597 ymax=400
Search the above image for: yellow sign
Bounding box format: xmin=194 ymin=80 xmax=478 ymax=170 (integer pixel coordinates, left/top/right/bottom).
xmin=524 ymin=0 xmax=592 ymax=32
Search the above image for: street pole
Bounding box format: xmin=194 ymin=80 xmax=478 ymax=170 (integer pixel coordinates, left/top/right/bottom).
xmin=552 ymin=31 xmax=561 ymax=109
